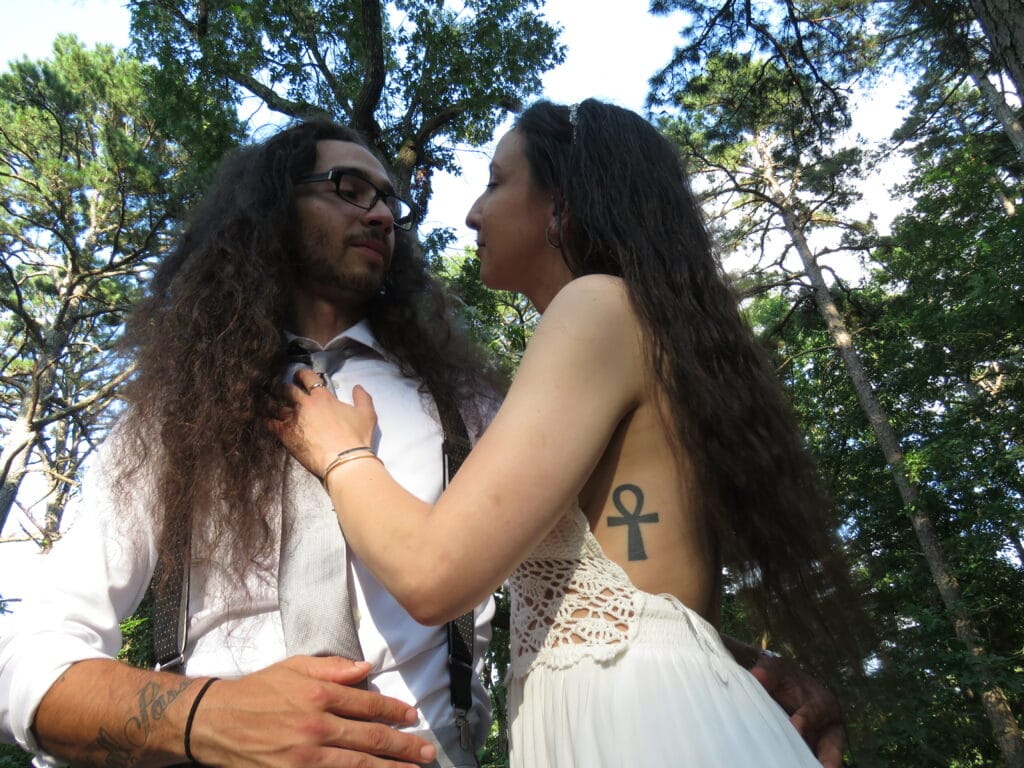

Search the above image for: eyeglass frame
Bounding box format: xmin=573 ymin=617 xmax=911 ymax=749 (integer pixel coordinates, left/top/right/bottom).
xmin=294 ymin=168 xmax=417 ymax=230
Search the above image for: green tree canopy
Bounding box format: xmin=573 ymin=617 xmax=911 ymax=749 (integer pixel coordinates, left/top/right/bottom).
xmin=0 ymin=35 xmax=240 ymax=539
xmin=129 ymin=0 xmax=565 ymax=217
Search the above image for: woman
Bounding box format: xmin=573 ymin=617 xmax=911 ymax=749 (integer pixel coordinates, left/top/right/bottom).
xmin=274 ymin=99 xmax=856 ymax=766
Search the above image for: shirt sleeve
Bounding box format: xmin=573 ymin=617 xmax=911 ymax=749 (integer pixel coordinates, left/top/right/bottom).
xmin=0 ymin=441 xmax=156 ymax=761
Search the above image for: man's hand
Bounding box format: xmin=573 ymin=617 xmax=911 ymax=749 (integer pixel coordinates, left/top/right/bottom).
xmin=749 ymin=653 xmax=844 ymax=768
xmin=34 ymin=656 xmax=434 ymax=768
xmin=190 ymin=655 xmax=436 ymax=767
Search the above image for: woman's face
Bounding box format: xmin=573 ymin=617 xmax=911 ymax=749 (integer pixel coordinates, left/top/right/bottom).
xmin=466 ymin=130 xmax=557 ymax=299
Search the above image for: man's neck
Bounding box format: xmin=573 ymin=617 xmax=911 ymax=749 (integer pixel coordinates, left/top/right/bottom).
xmin=289 ymin=288 xmax=367 ymax=346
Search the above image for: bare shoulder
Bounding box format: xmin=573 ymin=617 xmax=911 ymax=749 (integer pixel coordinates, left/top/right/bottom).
xmin=540 ymin=275 xmax=639 ymax=344
xmin=548 ymin=273 xmax=630 ymax=309
xmin=522 ymin=275 xmax=644 ymax=402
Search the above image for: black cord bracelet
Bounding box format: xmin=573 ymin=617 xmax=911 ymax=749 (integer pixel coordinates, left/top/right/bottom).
xmin=183 ymin=677 xmax=220 ymax=763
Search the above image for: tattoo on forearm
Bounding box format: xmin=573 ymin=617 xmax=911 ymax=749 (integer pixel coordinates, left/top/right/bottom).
xmin=92 ymin=728 xmax=137 ymax=768
xmin=90 ymin=679 xmax=191 ymax=768
xmin=607 ymin=483 xmax=659 ymax=560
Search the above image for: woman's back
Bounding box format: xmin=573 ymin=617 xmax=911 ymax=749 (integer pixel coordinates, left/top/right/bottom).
xmin=575 ymin=276 xmax=718 ymax=622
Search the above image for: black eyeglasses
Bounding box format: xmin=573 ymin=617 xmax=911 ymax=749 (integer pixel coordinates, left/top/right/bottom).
xmin=295 ymin=169 xmax=416 ymax=230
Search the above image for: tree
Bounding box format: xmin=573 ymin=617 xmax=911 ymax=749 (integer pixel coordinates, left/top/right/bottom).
xmin=0 ymin=36 xmax=240 ymax=539
xmin=648 ymin=0 xmax=877 ymax=144
xmin=877 ymin=0 xmax=1024 ymax=166
xmin=440 ymin=246 xmax=536 ymax=376
xmin=129 ymin=0 xmax=564 ymax=218
xmin=649 ymin=0 xmax=1024 ymax=167
xmin=748 ymin=117 xmax=1024 ymax=759
xmin=653 ymin=32 xmax=1024 ymax=762
xmin=968 ymin=0 xmax=1024 ymax=99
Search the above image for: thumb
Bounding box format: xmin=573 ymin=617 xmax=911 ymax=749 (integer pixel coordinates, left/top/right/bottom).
xmin=352 ymin=385 xmax=377 ymax=421
xmin=748 ymin=661 xmax=778 ymax=691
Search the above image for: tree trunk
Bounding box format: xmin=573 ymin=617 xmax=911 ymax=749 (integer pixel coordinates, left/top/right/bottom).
xmin=755 ymin=137 xmax=1024 ymax=767
xmin=968 ymin=0 xmax=1024 ymax=103
xmin=0 ymin=416 xmax=34 ymax=534
xmin=40 ymin=416 xmax=72 ymax=547
xmin=1 ymin=318 xmax=65 ymax=534
xmin=795 ymin=215 xmax=1024 ymax=766
xmin=968 ymin=58 xmax=1024 ymax=166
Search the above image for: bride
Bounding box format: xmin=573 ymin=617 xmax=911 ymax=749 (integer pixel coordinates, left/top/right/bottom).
xmin=273 ymin=98 xmax=858 ymax=767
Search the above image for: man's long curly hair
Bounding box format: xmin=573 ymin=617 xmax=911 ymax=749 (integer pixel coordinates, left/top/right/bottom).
xmin=516 ymin=100 xmax=865 ymax=665
xmin=116 ymin=120 xmax=500 ymax=584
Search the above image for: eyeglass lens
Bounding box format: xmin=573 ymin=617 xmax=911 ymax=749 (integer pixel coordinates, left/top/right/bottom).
xmin=335 ymin=172 xmax=410 ymax=221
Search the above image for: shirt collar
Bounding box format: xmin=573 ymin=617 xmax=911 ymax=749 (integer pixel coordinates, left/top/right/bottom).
xmin=284 ymin=319 xmax=388 ymax=358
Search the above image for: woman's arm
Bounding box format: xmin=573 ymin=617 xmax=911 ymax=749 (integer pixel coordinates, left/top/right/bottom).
xmin=273 ymin=276 xmax=643 ymax=625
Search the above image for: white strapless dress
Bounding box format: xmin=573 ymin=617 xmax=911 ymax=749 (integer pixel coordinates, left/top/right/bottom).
xmin=506 ymin=506 xmax=821 ymax=767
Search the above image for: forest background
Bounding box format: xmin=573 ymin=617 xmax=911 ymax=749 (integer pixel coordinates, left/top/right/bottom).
xmin=0 ymin=1 xmax=1021 ymax=766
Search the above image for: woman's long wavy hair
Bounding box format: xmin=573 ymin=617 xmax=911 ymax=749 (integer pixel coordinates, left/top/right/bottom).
xmin=516 ymin=100 xmax=863 ymax=664
xmin=116 ymin=120 xmax=500 ymax=585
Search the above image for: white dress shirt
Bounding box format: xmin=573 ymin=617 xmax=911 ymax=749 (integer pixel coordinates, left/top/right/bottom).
xmin=0 ymin=320 xmax=495 ymax=765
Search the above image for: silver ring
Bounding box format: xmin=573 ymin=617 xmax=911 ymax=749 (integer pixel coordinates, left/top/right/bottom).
xmin=308 ymin=382 xmax=326 ymax=392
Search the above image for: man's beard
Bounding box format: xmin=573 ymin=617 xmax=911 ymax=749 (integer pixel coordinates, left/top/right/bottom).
xmin=296 ymin=231 xmax=385 ymax=299
xmin=317 ymin=264 xmax=382 ymax=296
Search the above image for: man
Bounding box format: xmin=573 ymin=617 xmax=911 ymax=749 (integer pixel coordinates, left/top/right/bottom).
xmin=0 ymin=120 xmax=842 ymax=768
xmin=0 ymin=120 xmax=499 ymax=768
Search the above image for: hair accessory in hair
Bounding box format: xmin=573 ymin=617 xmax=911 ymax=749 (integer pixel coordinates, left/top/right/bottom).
xmin=569 ymin=103 xmax=580 ymax=143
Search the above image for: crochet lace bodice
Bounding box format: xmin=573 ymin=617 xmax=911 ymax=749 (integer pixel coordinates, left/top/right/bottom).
xmin=508 ymin=506 xmax=641 ymax=677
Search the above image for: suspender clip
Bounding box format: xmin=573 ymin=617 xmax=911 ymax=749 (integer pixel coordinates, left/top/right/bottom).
xmin=154 ymin=653 xmax=185 ymax=673
xmin=455 ymin=708 xmax=472 ymax=750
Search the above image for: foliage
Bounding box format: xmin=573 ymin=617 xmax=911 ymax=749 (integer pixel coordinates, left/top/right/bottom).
xmin=0 ymin=36 xmax=239 ymax=539
xmin=650 ymin=2 xmax=1023 ymax=762
xmin=437 ymin=247 xmax=536 ymax=377
xmin=648 ymin=0 xmax=878 ymax=143
xmin=657 ymin=50 xmax=872 ymax=281
xmin=478 ymin=587 xmax=511 ymax=768
xmin=876 ymin=0 xmax=1024 ymax=163
xmin=117 ymin=591 xmax=156 ymax=671
xmin=751 ymin=273 xmax=1023 ymax=764
xmin=0 ymin=744 xmax=31 ymax=768
xmin=128 ymin=0 xmax=564 ymax=214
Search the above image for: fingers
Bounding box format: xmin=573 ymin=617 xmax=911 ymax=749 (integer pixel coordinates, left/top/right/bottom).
xmin=791 ymin=707 xmax=844 ymax=768
xmin=325 ymin=720 xmax=436 ymax=765
xmin=325 ymin=680 xmax=419 ymax=727
xmin=293 ymin=367 xmax=327 ymax=393
xmin=289 ymin=657 xmax=417 ymax=727
xmin=747 ymin=661 xmax=779 ymax=692
xmin=193 ymin=658 xmax=436 ymax=768
xmin=814 ymin=724 xmax=845 ymax=768
xmin=291 ymin=656 xmax=373 ymax=686
xmin=749 ymin=654 xmax=846 ymax=765
xmin=306 ymin=664 xmax=436 ymax=765
xmin=352 ymin=385 xmax=378 ymax=428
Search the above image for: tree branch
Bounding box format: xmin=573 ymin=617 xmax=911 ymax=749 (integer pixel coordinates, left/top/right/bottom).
xmin=351 ymin=0 xmax=386 ymax=138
